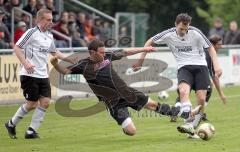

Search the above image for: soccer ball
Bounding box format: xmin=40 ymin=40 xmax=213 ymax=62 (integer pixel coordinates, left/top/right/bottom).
xmin=158 ymin=91 xmax=169 ymax=100
xmin=197 ymin=123 xmax=215 ymax=140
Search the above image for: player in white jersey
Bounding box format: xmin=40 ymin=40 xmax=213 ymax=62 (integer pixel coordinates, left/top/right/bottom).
xmin=133 ymin=13 xmax=222 ymax=136
xmin=5 ymin=9 xmax=74 ymax=139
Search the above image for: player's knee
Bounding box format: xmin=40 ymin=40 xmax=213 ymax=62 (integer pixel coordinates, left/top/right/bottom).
xmin=121 ymin=117 xmax=136 ymax=136
xmin=39 ymin=98 xmax=50 ymax=109
xmin=26 ymin=101 xmax=38 ymax=110
xmin=178 ymin=88 xmax=189 ymax=98
xmin=123 ymin=126 xmax=136 ymax=136
xmin=40 ymin=101 xmax=50 ymax=109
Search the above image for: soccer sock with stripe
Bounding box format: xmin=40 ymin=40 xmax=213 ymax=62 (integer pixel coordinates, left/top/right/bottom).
xmin=29 ymin=106 xmax=46 ymax=132
xmin=9 ymin=104 xmax=28 ymax=127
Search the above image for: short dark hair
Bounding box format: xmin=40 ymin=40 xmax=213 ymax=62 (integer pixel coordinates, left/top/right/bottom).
xmin=175 ymin=13 xmax=192 ymax=25
xmin=88 ymin=39 xmax=105 ymax=52
xmin=209 ymin=35 xmax=222 ymax=45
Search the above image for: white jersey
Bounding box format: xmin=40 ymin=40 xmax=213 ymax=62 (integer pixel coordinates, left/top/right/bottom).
xmin=16 ymin=26 xmax=56 ymax=78
xmin=151 ymin=26 xmax=211 ymax=69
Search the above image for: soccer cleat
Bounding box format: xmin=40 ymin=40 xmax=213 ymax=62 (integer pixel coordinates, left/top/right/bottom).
xmin=177 ymin=123 xmax=195 ymax=136
xmin=170 ymin=115 xmax=178 ymax=122
xmin=187 ymin=133 xmax=200 ymax=139
xmin=202 ymin=113 xmax=208 ymax=121
xmin=169 ymin=106 xmax=180 ymax=122
xmin=190 ymin=105 xmax=202 ymax=117
xmin=5 ymin=122 xmax=17 ymax=139
xmin=25 ymin=128 xmax=40 ymax=139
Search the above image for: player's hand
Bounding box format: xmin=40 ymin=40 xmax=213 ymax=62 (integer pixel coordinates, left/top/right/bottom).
xmin=144 ymin=46 xmax=156 ymax=52
xmin=220 ymin=94 xmax=227 ymax=104
xmin=214 ymin=68 xmax=222 ymax=78
xmin=132 ymin=60 xmax=143 ymax=72
xmin=23 ymin=60 xmax=35 ymax=74
xmin=50 ymin=56 xmax=58 ymax=66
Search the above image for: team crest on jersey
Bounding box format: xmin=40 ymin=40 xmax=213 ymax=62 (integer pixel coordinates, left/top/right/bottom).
xmin=94 ymin=59 xmax=110 ymax=71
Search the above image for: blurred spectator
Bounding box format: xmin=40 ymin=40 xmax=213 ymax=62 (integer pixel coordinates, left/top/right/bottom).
xmin=14 ymin=21 xmax=27 ymax=44
xmin=45 ymin=0 xmax=57 ymax=21
xmin=84 ymin=18 xmax=99 ymax=42
xmin=32 ymin=15 xmax=37 ymax=26
xmin=53 ymin=11 xmax=69 ymax=48
xmin=94 ymin=19 xmax=103 ymax=39
xmin=5 ymin=0 xmax=22 ymax=13
xmin=209 ymin=18 xmax=225 ymax=39
xmin=76 ymin=12 xmax=86 ymax=39
xmin=0 ymin=32 xmax=12 ymax=49
xmin=68 ymin=11 xmax=77 ymax=34
xmin=4 ymin=0 xmax=23 ymax=30
xmin=119 ymin=26 xmax=128 ymax=38
xmin=0 ymin=10 xmax=10 ymax=43
xmin=224 ymin=20 xmax=240 ymax=44
xmin=21 ymin=14 xmax=31 ymax=28
xmin=53 ymin=11 xmax=69 ymax=38
xmin=68 ymin=12 xmax=87 ymax=47
xmin=23 ymin=0 xmax=37 ymax=16
xmin=101 ymin=22 xmax=112 ymax=42
xmin=36 ymin=0 xmax=45 ymax=11
xmin=0 ymin=0 xmax=7 ymax=14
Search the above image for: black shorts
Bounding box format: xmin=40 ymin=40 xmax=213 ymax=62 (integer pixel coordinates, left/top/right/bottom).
xmin=177 ymin=65 xmax=211 ymax=91
xmin=108 ymin=89 xmax=148 ymax=125
xmin=20 ymin=75 xmax=51 ymax=101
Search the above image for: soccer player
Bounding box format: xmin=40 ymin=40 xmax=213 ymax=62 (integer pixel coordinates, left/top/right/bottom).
xmin=5 ymin=9 xmax=74 ymax=139
xmin=132 ymin=13 xmax=222 ymax=135
xmin=50 ymin=39 xmax=201 ymax=136
xmin=171 ymin=34 xmax=227 ymax=122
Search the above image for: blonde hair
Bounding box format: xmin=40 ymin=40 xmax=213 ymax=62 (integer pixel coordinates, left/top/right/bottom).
xmin=37 ymin=9 xmax=52 ymax=21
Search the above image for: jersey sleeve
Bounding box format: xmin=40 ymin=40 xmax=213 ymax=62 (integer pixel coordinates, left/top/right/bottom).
xmin=16 ymin=29 xmax=35 ymax=49
xmin=67 ymin=60 xmax=85 ymax=74
xmin=193 ymin=27 xmax=212 ymax=49
xmin=49 ymin=40 xmax=57 ymax=53
xmin=151 ymin=28 xmax=174 ymax=44
xmin=107 ymin=50 xmax=124 ymax=61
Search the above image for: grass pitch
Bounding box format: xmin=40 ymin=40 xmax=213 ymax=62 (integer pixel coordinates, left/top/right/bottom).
xmin=0 ymin=86 xmax=239 ymax=152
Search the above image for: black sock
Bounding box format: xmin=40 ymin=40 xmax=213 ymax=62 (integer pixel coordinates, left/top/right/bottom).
xmin=180 ymin=111 xmax=190 ymax=119
xmin=155 ymin=103 xmax=171 ymax=115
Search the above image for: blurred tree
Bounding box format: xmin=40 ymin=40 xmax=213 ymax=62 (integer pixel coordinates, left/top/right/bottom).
xmin=197 ymin=0 xmax=240 ymax=29
xmin=81 ymin=0 xmax=209 ymax=37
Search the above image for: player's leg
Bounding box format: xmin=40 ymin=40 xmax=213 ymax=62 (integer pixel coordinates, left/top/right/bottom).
xmin=25 ymin=78 xmax=51 ymax=139
xmin=192 ymin=66 xmax=211 ymax=128
xmin=176 ymin=66 xmax=201 ymax=135
xmin=5 ymin=76 xmax=39 ymax=139
xmin=176 ymin=66 xmax=194 ymax=119
xmin=170 ymin=89 xmax=180 ymax=122
xmin=131 ymin=91 xmax=198 ymax=119
xmin=109 ymin=104 xmax=136 ymax=136
xmin=202 ymin=84 xmax=212 ymax=121
xmin=127 ymin=90 xmax=176 ymax=117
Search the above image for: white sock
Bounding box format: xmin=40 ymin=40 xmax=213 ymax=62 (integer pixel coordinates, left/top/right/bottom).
xmin=191 ymin=112 xmax=203 ymax=129
xmin=121 ymin=117 xmax=133 ymax=129
xmin=205 ymin=102 xmax=208 ymax=107
xmin=181 ymin=101 xmax=192 ymax=113
xmin=175 ymin=102 xmax=181 ymax=107
xmin=29 ymin=106 xmax=46 ymax=131
xmin=10 ymin=104 xmax=28 ymax=127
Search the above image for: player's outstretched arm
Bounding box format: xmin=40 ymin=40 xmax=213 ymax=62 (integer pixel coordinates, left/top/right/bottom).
xmin=51 ymin=50 xmax=76 ymax=64
xmin=50 ymin=56 xmax=71 ymax=75
xmin=208 ymin=46 xmax=222 ymax=77
xmin=122 ymin=45 xmax=156 ymax=56
xmin=212 ymin=77 xmax=227 ymax=104
xmin=132 ymin=39 xmax=154 ymax=71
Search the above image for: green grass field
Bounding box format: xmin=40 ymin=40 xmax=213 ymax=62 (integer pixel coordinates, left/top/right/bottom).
xmin=0 ymin=86 xmax=239 ymax=152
